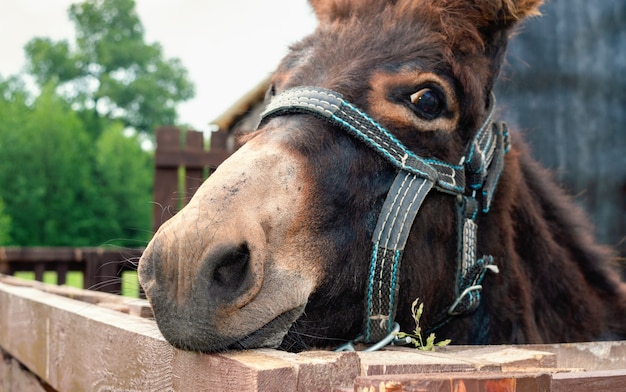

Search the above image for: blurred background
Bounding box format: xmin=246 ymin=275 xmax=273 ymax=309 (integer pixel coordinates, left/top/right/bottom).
xmin=0 ymin=0 xmax=623 ymax=264
xmin=495 ymin=0 xmax=625 ymax=260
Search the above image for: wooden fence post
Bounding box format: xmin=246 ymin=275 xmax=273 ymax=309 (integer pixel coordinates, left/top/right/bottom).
xmin=153 ymin=126 xmax=182 ymax=234
xmin=184 ymin=130 xmax=206 ymax=206
xmin=84 ymin=248 xmax=122 ymax=293
xmin=206 ymin=129 xmax=231 ymax=169
xmin=152 ymin=126 xmax=232 ymax=233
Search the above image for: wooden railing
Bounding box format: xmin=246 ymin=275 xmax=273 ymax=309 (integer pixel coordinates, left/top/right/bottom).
xmin=0 ymin=247 xmax=143 ymax=294
xmin=1 ymin=276 xmax=625 ymax=391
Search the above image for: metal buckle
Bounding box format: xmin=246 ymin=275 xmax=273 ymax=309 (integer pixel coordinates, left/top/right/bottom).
xmin=335 ymin=322 xmax=402 ymax=352
xmin=447 ymin=285 xmax=483 ymax=316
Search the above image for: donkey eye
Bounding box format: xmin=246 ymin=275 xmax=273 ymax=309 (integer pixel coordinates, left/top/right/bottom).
xmin=409 ymin=88 xmax=444 ymax=120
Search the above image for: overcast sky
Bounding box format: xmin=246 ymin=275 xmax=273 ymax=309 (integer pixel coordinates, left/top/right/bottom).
xmin=0 ymin=0 xmax=318 ymax=132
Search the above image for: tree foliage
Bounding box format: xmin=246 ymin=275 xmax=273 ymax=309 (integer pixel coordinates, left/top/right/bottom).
xmin=93 ymin=122 xmax=153 ymax=246
xmin=0 ymin=0 xmax=185 ymax=247
xmin=0 ymin=83 xmax=94 ymax=245
xmin=0 ymin=78 xmax=154 ymax=247
xmin=0 ymin=197 xmax=11 ymax=245
xmin=0 ymin=75 xmax=28 ymax=247
xmin=25 ymin=0 xmax=194 ymax=135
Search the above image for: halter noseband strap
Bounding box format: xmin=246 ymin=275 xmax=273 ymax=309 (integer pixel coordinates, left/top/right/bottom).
xmin=260 ymin=86 xmax=507 ymax=346
xmin=261 ymin=87 xmax=465 ymax=193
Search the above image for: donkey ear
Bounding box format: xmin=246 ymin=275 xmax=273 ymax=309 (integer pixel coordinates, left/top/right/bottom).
xmin=482 ymin=0 xmax=543 ymax=29
xmin=309 ymin=0 xmax=335 ymax=23
xmin=309 ymin=0 xmax=384 ymax=24
xmin=309 ymin=0 xmax=358 ymax=24
xmin=473 ymin=0 xmax=544 ymax=89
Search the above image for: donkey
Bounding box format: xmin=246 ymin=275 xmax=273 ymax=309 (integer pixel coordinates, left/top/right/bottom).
xmin=138 ymin=0 xmax=626 ymax=352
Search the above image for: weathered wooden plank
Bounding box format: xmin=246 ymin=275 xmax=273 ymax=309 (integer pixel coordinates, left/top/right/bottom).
xmin=258 ymin=349 xmax=362 ymax=391
xmin=2 ymin=277 xmax=626 ymax=391
xmin=0 ymin=280 xmax=333 ymax=391
xmin=84 ymin=249 xmax=122 ymax=293
xmin=209 ymin=129 xmax=230 ymax=150
xmin=0 ymin=274 xmax=152 ymax=316
xmin=358 ymin=350 xmax=479 ymax=376
xmin=434 ymin=346 xmax=557 ymax=371
xmin=33 ymin=262 xmax=45 ymax=282
xmin=170 ymin=350 xmax=299 ymax=392
xmin=531 ymin=341 xmax=626 ymax=371
xmin=440 ymin=341 xmax=626 ymax=372
xmin=156 ymin=148 xmax=212 ymax=169
xmin=0 ymin=281 xmax=174 ymax=391
xmin=354 ymin=371 xmax=553 ymax=392
xmin=0 ymin=247 xmax=82 ymax=262
xmin=56 ymin=262 xmax=68 ymax=286
xmin=1 ymin=349 xmax=49 ymax=392
xmin=551 ymin=369 xmax=626 ymax=392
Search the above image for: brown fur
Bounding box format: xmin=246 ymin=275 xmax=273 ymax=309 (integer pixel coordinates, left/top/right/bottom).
xmin=138 ymin=0 xmax=626 ymax=353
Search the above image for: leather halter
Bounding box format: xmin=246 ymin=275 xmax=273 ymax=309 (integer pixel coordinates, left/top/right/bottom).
xmin=260 ymin=86 xmax=507 ymax=347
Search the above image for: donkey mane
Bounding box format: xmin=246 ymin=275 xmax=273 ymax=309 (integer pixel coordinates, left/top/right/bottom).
xmin=505 ymin=137 xmax=626 ymax=340
xmin=467 ymin=132 xmax=626 ymax=343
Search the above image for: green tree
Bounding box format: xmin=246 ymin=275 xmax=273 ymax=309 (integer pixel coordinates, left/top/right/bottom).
xmin=0 ymin=79 xmax=154 ymax=247
xmin=93 ymin=122 xmax=153 ymax=247
xmin=0 ymin=75 xmax=27 ymax=246
xmin=0 ymin=197 xmax=11 ymax=245
xmin=0 ymin=83 xmax=99 ymax=245
xmin=24 ymin=0 xmax=194 ymax=135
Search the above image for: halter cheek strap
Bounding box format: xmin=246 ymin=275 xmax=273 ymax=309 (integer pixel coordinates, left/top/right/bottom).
xmin=260 ymin=86 xmax=507 ymax=347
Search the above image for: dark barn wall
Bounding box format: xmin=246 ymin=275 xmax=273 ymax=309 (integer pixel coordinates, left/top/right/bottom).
xmin=495 ymin=0 xmax=626 ymax=259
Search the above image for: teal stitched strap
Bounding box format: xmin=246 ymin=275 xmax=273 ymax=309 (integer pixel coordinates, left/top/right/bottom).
xmin=450 ymin=196 xmax=499 ymax=316
xmin=480 ymin=122 xmax=508 ymax=213
xmin=260 ymin=86 xmax=465 ymax=194
xmin=364 ymin=172 xmax=433 ymax=342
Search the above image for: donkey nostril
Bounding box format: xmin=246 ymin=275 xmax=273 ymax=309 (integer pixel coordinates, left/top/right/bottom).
xmin=211 ymin=243 xmax=251 ymax=296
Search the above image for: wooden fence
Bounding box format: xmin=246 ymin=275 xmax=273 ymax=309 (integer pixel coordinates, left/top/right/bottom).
xmin=153 ymin=126 xmax=232 ymax=233
xmin=1 ymin=275 xmax=625 ymax=391
xmin=0 ymin=247 xmax=143 ymax=294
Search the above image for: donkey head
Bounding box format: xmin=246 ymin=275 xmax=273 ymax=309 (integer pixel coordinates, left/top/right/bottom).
xmin=139 ymin=0 xmax=543 ymax=352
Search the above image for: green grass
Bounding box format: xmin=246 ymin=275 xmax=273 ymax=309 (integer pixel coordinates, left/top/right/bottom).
xmin=13 ymin=270 xmax=139 ymax=298
xmin=120 ymin=270 xmax=140 ymax=298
